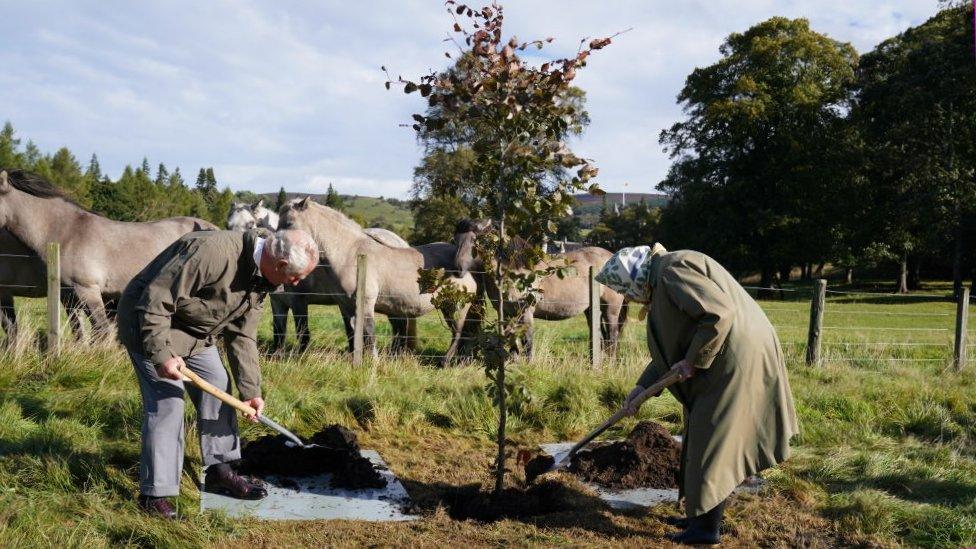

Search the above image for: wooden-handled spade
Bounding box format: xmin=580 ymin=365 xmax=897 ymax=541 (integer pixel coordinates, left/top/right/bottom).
xmin=533 ymin=367 xmax=684 ymax=478
xmin=179 ymin=366 xmax=311 ymax=448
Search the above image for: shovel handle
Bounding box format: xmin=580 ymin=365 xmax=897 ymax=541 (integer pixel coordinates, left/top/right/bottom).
xmin=558 ymin=367 xmax=684 ymax=466
xmin=180 ymin=365 xmax=257 ymax=418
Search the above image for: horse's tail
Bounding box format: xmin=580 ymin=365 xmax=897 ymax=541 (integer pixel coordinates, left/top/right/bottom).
xmin=617 ymin=298 xmax=630 ymax=337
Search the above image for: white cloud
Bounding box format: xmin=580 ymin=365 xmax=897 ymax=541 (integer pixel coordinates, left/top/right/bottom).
xmin=0 ymin=0 xmax=939 ymax=197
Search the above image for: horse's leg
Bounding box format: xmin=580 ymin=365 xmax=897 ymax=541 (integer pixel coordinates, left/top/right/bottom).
xmin=75 ymin=285 xmax=111 ymax=340
xmin=0 ymin=293 xmax=16 ymax=347
xmin=440 ymin=302 xmax=471 ymax=367
xmin=270 ymin=293 xmax=290 ymax=352
xmin=60 ymin=289 xmax=85 ymax=341
xmin=405 ymin=317 xmax=418 ymax=351
xmin=339 ymin=302 xmax=356 ymax=353
xmin=364 ymin=301 xmax=378 ymax=359
xmin=521 ymin=307 xmax=535 ymax=359
xmin=601 ymin=299 xmax=621 ymax=356
xmin=389 ymin=316 xmax=407 ymax=354
xmin=292 ymin=295 xmax=311 ymax=353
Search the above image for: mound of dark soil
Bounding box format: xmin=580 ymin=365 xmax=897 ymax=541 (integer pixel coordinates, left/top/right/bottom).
xmin=236 ymin=424 xmax=387 ymax=489
xmin=441 ymin=480 xmax=589 ymax=522
xmin=569 ymin=421 xmax=680 ymax=489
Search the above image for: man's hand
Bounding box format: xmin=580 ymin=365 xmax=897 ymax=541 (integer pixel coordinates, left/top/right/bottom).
xmin=156 ymin=356 xmax=186 ymax=381
xmin=243 ymin=397 xmax=265 ymax=423
xmin=671 ymin=359 xmax=696 ymax=381
xmin=622 ymin=385 xmax=646 ymax=417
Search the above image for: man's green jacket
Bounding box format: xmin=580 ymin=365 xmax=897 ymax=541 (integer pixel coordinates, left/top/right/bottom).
xmin=118 ymin=230 xmax=273 ymax=400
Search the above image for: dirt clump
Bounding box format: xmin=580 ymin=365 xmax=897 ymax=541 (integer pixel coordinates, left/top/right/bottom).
xmin=236 ymin=424 xmax=387 ymax=489
xmin=569 ymin=421 xmax=680 ymax=489
xmin=440 ymin=480 xmax=593 ymax=521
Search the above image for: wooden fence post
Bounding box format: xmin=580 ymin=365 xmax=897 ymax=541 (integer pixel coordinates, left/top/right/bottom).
xmin=954 ymin=287 xmax=969 ymax=370
xmin=46 ymin=242 xmax=61 ymax=356
xmin=805 ymin=279 xmax=826 ymax=365
xmin=589 ymin=265 xmax=601 ymax=368
xmin=353 ymin=254 xmax=367 ymax=366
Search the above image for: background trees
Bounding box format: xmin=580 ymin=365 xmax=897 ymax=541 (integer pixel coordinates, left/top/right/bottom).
xmin=657 ymin=17 xmax=858 ymax=288
xmin=0 ymin=121 xmax=231 ymax=226
xmin=652 ymin=4 xmax=975 ymax=292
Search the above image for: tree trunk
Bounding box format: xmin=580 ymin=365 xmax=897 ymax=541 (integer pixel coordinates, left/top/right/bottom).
xmin=759 ymin=267 xmax=776 ymax=299
xmin=493 ymin=214 xmax=506 ymax=497
xmin=815 ymin=262 xmax=826 ymax=277
xmin=897 ymin=254 xmax=909 ymax=294
xmin=845 ymin=267 xmax=853 ymax=285
xmin=801 ymin=263 xmax=812 ymax=281
xmin=908 ymin=257 xmax=921 ymax=291
xmin=778 ymin=265 xmax=792 ymax=284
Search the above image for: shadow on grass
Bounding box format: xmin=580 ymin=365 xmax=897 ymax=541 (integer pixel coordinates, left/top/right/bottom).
xmin=399 ymin=478 xmax=650 ymax=538
xmin=0 ymin=430 xmax=138 ymax=499
xmin=829 ymin=474 xmax=976 ymax=507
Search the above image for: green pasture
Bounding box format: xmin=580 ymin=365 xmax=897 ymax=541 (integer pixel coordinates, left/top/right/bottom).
xmin=1 ymin=284 xmax=975 ymax=547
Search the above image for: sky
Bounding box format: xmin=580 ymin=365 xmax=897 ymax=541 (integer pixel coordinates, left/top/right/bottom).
xmin=0 ymin=1 xmax=940 ymax=198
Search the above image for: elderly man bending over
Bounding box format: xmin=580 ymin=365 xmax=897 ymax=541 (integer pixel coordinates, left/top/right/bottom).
xmin=117 ymin=228 xmax=318 ymax=519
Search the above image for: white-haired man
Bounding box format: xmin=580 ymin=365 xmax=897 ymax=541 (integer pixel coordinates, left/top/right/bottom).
xmin=117 ymin=228 xmax=318 ymax=519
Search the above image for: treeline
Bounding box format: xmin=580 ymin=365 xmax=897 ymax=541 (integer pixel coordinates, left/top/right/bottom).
xmin=656 ymin=5 xmax=976 ymax=294
xmin=0 ymin=122 xmax=235 ymax=226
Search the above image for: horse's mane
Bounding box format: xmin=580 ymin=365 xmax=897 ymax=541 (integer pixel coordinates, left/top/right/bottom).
xmin=4 ymin=169 xmax=76 ymax=201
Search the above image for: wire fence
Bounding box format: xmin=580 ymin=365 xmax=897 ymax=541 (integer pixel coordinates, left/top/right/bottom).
xmin=2 ymin=245 xmax=974 ymax=369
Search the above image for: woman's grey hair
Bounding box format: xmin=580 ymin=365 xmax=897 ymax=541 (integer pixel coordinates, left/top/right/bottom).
xmin=266 ymin=229 xmax=319 ymax=275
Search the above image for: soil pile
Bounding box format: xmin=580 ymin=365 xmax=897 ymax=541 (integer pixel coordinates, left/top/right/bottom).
xmin=569 ymin=421 xmax=680 ymax=489
xmin=441 ymin=480 xmax=589 ymax=521
xmin=237 ymin=424 xmax=387 ymax=489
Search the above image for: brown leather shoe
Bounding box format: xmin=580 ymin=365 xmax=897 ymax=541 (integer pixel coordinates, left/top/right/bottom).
xmin=138 ymin=495 xmax=177 ymax=520
xmin=205 ymin=466 xmax=268 ymax=500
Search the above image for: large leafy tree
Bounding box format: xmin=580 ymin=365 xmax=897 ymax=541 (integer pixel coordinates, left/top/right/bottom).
xmin=658 ymin=17 xmax=857 ymax=288
xmin=854 ymin=4 xmax=976 ymax=294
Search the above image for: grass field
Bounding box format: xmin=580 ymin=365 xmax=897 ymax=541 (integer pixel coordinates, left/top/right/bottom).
xmin=1 ymin=282 xmax=975 ymax=547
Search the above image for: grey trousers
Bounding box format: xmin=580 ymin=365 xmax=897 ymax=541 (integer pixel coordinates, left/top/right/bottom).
xmin=128 ymin=345 xmax=241 ymax=497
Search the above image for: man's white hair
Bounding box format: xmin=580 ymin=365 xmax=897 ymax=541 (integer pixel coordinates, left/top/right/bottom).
xmin=266 ymin=229 xmax=319 ymax=275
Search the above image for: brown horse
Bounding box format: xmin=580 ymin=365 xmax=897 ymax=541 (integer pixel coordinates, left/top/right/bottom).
xmin=454 ymin=219 xmax=628 ymax=357
xmin=0 ymin=170 xmax=216 ymax=337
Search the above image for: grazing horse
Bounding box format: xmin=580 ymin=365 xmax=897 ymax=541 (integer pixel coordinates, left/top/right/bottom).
xmin=278 ymin=197 xmax=476 ymax=364
xmin=0 ymin=169 xmax=216 ymax=337
xmin=226 ymin=199 xmax=413 ymax=352
xmin=454 ymin=219 xmax=628 ymax=357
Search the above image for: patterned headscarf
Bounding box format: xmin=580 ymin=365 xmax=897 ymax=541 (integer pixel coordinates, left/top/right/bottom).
xmin=595 ymin=243 xmax=668 ymax=304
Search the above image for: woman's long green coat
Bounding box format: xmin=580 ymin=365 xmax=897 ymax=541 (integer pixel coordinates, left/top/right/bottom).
xmin=636 ymin=249 xmax=799 ymax=517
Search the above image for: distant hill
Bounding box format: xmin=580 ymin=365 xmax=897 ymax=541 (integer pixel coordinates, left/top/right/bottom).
xmin=257 ymin=192 xmax=413 ymax=235
xmin=250 ymin=190 xmax=667 ymax=235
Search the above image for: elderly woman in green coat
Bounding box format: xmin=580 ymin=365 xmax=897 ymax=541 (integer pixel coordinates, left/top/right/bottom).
xmin=596 ymin=244 xmax=798 ymax=545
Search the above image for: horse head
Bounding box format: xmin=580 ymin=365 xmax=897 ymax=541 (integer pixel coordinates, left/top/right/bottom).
xmin=226 ymin=202 xmax=257 ymax=231
xmin=452 ymin=218 xmax=492 ymax=276
xmin=277 ymin=196 xmax=313 ymax=232
xmin=251 ymin=198 xmax=279 ymax=230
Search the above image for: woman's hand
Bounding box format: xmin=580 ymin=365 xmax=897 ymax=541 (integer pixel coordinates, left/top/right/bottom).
xmin=671 ymin=359 xmax=696 ymax=381
xmin=622 ymin=385 xmax=645 ymax=417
